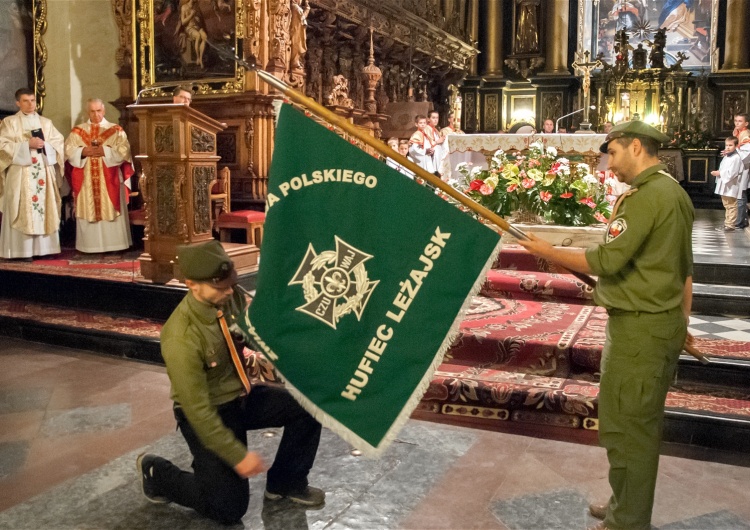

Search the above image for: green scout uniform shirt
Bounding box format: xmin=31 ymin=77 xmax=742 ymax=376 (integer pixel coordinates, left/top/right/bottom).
xmin=585 ymin=164 xmax=694 ymax=313
xmin=160 ymin=292 xmax=247 ymax=467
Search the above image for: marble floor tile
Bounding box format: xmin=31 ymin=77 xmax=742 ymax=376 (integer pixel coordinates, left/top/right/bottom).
xmin=0 ymin=338 xmax=749 ymax=530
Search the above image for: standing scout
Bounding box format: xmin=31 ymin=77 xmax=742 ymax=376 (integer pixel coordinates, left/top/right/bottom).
xmin=517 ymin=121 xmax=694 ymax=530
xmin=136 ymin=240 xmax=324 ymax=524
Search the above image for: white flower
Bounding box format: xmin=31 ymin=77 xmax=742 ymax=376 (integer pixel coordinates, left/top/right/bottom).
xmin=470 ymin=166 xmax=484 ymax=177
xmin=557 ymin=157 xmax=569 ymax=165
xmin=546 ymin=146 xmax=558 ymax=157
xmin=494 ymin=149 xmax=505 ymax=158
xmin=529 ymin=140 xmax=544 ymax=151
xmin=455 ymin=162 xmax=469 ymax=173
xmin=583 ymin=173 xmax=598 ymax=185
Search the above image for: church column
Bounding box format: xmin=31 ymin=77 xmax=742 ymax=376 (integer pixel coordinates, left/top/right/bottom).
xmin=481 ymin=0 xmax=503 ymax=76
xmin=721 ymin=0 xmax=750 ymax=70
xmin=543 ymin=0 xmax=569 ymax=75
xmin=468 ymin=0 xmax=480 ymax=75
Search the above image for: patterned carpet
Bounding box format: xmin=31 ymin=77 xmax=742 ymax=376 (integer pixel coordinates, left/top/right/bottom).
xmin=0 ymin=248 xmax=142 ymax=282
xmin=0 ymin=236 xmax=748 ymax=437
xmin=0 ymin=299 xmax=162 ymax=339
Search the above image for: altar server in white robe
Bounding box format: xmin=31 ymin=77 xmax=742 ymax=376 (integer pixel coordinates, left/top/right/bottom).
xmin=0 ymin=88 xmax=64 ymax=259
xmin=408 ymin=114 xmax=437 ymax=175
xmin=64 ymin=98 xmax=134 ymax=253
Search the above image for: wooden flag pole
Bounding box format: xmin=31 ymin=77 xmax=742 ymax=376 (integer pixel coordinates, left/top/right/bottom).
xmin=251 ymin=67 xmax=709 ymax=365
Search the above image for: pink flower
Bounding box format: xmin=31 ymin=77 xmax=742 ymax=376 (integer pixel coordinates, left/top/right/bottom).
xmin=479 ymin=184 xmax=493 ymax=195
xmin=528 ymin=159 xmax=540 ymax=168
xmin=519 ymin=170 xmax=527 ymax=178
xmin=579 ymin=197 xmax=596 ymax=208
xmin=470 ymin=179 xmax=484 ymax=191
xmin=550 ymin=162 xmax=562 ymax=173
xmin=540 ymin=191 xmax=552 ymax=203
xmin=31 ymin=157 xmax=38 ymax=164
xmin=521 ymin=178 xmax=535 ymax=189
xmin=32 ymin=195 xmax=38 ymax=203
xmin=506 ymin=184 xmax=518 ymax=192
xmin=594 ymin=211 xmax=609 ymax=223
xmin=38 ymin=179 xmax=45 ymax=186
xmin=560 ymin=192 xmax=573 ymax=199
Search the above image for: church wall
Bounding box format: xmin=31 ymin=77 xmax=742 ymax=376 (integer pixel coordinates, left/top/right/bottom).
xmin=44 ymin=0 xmax=120 ymax=132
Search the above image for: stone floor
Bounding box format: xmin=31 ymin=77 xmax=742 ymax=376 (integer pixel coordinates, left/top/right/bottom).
xmin=0 ymin=339 xmax=749 ymax=530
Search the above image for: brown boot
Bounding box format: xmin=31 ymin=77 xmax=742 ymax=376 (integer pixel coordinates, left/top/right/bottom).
xmin=589 ymin=501 xmax=608 ymax=520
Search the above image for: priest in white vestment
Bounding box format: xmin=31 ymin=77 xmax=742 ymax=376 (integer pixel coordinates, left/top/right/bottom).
xmin=64 ymin=99 xmax=134 ymax=253
xmin=0 ymin=88 xmax=64 ymax=259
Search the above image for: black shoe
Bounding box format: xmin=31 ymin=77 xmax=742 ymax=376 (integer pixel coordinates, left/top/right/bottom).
xmin=136 ymin=453 xmax=170 ymax=504
xmin=264 ymin=485 xmax=325 ymax=506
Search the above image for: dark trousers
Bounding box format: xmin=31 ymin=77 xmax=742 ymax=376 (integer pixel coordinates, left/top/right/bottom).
xmin=151 ymin=385 xmax=322 ymax=524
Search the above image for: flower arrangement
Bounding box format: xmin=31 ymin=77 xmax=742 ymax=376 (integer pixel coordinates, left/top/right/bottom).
xmin=456 ymin=141 xmax=613 ymax=226
xmin=670 ymin=128 xmax=714 ymax=150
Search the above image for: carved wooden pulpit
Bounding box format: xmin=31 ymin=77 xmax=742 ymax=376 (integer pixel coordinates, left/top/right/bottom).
xmin=128 ymin=103 xmax=259 ymax=284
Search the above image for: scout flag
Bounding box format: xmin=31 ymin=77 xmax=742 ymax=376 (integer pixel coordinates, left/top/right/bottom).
xmin=238 ymin=104 xmax=501 ymax=455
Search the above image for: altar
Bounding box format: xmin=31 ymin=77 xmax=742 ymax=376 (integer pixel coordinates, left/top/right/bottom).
xmin=440 ymin=133 xmax=684 ymax=183
xmin=441 ymin=133 xmax=606 ymax=180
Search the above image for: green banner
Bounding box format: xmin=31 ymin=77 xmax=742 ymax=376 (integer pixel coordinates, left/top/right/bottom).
xmin=239 ymin=105 xmax=501 ymax=455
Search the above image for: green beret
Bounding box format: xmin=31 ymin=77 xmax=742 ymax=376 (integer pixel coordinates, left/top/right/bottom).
xmin=600 ymin=120 xmax=670 ymax=153
xmin=177 ymin=240 xmax=237 ymax=286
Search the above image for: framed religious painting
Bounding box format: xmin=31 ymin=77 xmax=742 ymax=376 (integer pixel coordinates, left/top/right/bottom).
xmin=577 ymin=0 xmax=719 ymax=72
xmin=0 ymin=0 xmax=46 ymax=117
xmin=135 ymin=0 xmax=246 ymax=99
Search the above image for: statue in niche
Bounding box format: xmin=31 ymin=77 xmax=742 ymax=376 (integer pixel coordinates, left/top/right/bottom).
xmin=328 ymin=75 xmax=353 ymax=108
xmin=267 ymin=0 xmax=291 ymax=71
xmin=305 ymin=45 xmax=323 ymax=100
xmin=650 ymin=28 xmax=667 ymax=69
xmin=660 ymin=93 xmax=678 ymax=132
xmin=614 ymin=29 xmax=630 ymax=69
xmin=633 ymin=43 xmax=647 ymax=70
xmin=289 ymin=0 xmax=310 ymax=70
xmin=376 ymin=82 xmax=389 ymax=113
xmin=514 ymin=0 xmax=539 ymax=54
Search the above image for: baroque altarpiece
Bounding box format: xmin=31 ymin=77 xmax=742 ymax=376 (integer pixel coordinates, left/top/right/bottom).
xmin=112 ymin=0 xmax=477 ymax=207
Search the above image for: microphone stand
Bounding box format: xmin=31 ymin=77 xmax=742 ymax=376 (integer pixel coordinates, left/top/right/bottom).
xmin=556 ymin=109 xmax=584 ymax=133
xmin=134 ymin=85 xmax=179 ymax=104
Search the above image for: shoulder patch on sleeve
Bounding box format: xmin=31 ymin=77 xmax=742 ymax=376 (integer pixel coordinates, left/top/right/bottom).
xmin=606 ymin=218 xmax=627 ymax=242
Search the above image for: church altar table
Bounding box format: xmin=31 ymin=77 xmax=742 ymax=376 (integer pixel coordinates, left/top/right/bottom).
xmin=441 ymin=133 xmax=606 ymax=181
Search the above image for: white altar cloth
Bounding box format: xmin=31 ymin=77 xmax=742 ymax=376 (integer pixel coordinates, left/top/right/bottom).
xmin=442 ymin=133 xmax=607 ymax=181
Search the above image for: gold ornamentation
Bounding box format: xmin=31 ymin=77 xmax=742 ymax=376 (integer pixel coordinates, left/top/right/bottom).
xmin=32 ymin=0 xmax=48 ymax=112
xmin=111 ymin=0 xmax=132 ymax=70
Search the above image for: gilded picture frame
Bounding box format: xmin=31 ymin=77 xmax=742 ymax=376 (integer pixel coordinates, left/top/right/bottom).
xmin=135 ymin=0 xmax=245 ymax=99
xmin=0 ymin=0 xmax=47 ymax=116
xmin=577 ymin=0 xmax=718 ymax=72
